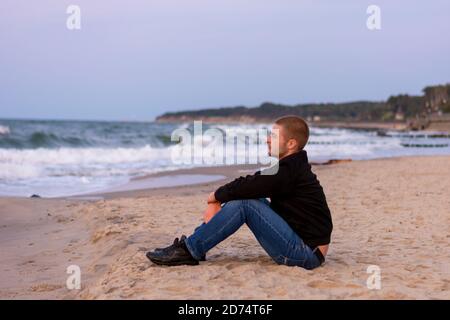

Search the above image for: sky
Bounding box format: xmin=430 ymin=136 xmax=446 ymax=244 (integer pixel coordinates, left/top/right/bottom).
xmin=0 ymin=0 xmax=449 ymax=121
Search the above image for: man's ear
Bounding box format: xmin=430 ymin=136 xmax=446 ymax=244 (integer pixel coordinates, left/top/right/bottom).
xmin=287 ymin=138 xmax=298 ymax=151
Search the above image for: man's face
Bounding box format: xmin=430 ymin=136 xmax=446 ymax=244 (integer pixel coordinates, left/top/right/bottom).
xmin=267 ymin=124 xmax=289 ymax=158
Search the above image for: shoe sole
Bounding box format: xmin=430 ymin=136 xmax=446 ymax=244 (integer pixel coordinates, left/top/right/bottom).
xmin=146 ymin=253 xmax=199 ymax=266
xmin=154 ymin=249 xmax=206 ymax=261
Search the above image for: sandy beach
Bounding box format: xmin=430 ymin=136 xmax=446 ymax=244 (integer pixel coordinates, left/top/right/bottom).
xmin=0 ymin=156 xmax=449 ymax=299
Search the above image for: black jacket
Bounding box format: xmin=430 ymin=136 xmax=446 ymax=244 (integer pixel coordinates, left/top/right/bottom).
xmin=214 ymin=150 xmax=333 ymax=248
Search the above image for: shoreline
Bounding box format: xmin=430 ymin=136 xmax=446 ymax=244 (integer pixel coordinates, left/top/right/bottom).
xmin=0 ymin=154 xmax=448 ymax=201
xmin=64 ymin=164 xmax=261 ymax=200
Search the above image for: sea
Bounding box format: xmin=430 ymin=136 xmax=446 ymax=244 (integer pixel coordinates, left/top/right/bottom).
xmin=1 ymin=119 xmax=450 ymax=197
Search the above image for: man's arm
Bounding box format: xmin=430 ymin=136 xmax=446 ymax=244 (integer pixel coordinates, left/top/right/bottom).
xmin=213 ymin=162 xmax=293 ymax=203
xmin=207 ymin=192 xmax=217 ymax=203
xmin=203 ymin=201 xmax=222 ymax=223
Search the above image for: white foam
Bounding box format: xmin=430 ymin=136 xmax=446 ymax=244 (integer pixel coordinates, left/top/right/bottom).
xmin=0 ymin=125 xmax=10 ymax=135
xmin=0 ymin=145 xmax=169 ymax=167
xmin=0 ymin=163 xmax=42 ymax=180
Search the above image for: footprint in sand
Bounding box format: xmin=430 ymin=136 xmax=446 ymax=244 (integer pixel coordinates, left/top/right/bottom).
xmin=91 ymin=225 xmax=122 ymax=243
xmin=93 ymin=264 xmax=108 ymax=273
xmin=30 ymin=283 xmax=63 ymax=292
xmin=404 ymin=264 xmax=431 ymax=272
xmin=104 ymin=240 xmax=132 ymax=257
xmin=19 ymin=260 xmax=35 ymax=266
xmin=307 ymin=279 xmax=342 ymax=289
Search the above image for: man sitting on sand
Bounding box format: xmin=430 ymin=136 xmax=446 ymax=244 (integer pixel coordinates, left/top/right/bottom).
xmin=146 ymin=116 xmax=333 ymax=270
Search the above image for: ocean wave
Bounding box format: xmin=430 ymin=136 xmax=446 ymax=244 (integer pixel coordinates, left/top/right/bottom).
xmin=0 ymin=141 xmax=269 ymax=181
xmin=155 ymin=134 xmax=180 ymax=145
xmin=0 ymin=130 xmax=93 ymax=149
xmin=30 ymin=131 xmax=91 ymax=148
xmin=0 ymin=145 xmax=170 ymax=168
xmin=0 ymin=120 xmax=185 ymax=149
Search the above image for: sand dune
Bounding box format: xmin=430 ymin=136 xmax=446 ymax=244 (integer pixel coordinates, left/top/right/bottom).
xmin=0 ymin=156 xmax=449 ymax=299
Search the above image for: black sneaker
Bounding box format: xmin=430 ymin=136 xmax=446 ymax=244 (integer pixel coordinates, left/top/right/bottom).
xmin=146 ymin=237 xmax=199 ymax=266
xmin=154 ymin=235 xmax=186 ymax=252
xmin=154 ymin=235 xmax=206 ymax=261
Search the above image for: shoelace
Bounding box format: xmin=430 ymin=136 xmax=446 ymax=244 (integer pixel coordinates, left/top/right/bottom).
xmin=164 ymin=236 xmax=185 ymax=250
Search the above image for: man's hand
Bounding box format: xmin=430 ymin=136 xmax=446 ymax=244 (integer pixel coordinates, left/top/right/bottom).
xmin=203 ymin=202 xmax=222 ymax=224
xmin=207 ymin=191 xmax=217 ymax=204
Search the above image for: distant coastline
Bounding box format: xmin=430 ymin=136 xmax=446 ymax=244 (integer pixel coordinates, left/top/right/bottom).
xmin=156 ymin=116 xmax=408 ymax=131
xmin=156 ymin=83 xmax=450 ymax=132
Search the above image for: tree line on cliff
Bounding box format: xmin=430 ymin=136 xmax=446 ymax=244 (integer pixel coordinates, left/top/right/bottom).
xmin=156 ymin=83 xmax=450 ymax=122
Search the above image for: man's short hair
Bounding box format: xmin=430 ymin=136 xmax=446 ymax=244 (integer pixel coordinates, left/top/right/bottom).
xmin=274 ymin=115 xmax=310 ymax=150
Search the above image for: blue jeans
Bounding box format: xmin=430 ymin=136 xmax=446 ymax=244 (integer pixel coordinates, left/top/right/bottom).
xmin=185 ymin=198 xmax=322 ymax=270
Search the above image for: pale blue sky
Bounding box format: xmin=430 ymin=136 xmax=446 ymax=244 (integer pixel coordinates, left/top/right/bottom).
xmin=1 ymin=0 xmax=449 ymax=121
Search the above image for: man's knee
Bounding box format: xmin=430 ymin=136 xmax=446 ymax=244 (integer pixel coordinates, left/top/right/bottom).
xmin=223 ymin=199 xmax=267 ymax=214
xmin=223 ymin=199 xmax=255 ymax=213
xmin=224 ymin=199 xmax=246 ymax=207
xmin=247 ymin=199 xmax=269 ymax=207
